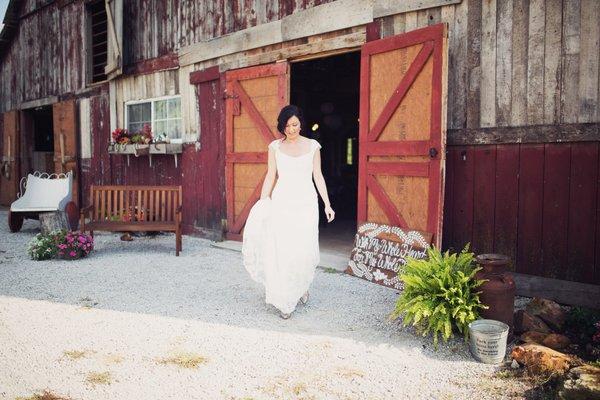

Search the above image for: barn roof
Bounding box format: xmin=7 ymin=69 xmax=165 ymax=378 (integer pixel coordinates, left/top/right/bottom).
xmin=0 ymin=0 xmax=21 ymax=60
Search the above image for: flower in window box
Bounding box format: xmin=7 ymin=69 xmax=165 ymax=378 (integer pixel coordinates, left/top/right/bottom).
xmin=141 ymin=123 xmax=153 ymax=144
xmin=111 ymin=128 xmax=130 ymax=144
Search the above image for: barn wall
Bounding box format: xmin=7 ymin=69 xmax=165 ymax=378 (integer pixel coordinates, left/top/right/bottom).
xmin=379 ymin=0 xmax=600 ymax=129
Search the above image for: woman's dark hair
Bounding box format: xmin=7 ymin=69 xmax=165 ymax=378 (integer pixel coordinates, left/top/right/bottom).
xmin=277 ymin=105 xmax=305 ymax=139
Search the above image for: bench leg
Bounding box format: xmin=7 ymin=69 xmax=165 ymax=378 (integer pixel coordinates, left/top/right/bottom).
xmin=175 ymin=227 xmax=182 ymax=256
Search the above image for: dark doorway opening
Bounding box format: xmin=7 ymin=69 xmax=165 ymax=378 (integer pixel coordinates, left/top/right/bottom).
xmin=290 ymin=51 xmax=361 ymax=254
xmin=23 ymin=106 xmax=54 ymax=174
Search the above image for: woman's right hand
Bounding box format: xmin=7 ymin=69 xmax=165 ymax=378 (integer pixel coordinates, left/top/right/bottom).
xmin=324 ymin=205 xmax=335 ymax=222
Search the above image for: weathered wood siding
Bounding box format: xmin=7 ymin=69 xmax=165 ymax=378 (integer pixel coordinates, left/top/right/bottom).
xmin=380 ymin=0 xmax=600 ymax=129
xmin=0 ymin=0 xmax=86 ymax=112
xmin=123 ymin=0 xmax=335 ymax=65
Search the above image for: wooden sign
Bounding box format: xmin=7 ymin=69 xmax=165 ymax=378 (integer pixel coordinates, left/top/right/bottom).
xmin=345 ymin=222 xmax=433 ymax=290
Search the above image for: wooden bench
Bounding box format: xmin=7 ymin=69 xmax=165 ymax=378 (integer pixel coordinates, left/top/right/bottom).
xmin=80 ymin=185 xmax=183 ymax=256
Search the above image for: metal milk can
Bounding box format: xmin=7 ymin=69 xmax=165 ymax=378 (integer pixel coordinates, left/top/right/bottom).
xmin=475 ymin=254 xmax=516 ymax=332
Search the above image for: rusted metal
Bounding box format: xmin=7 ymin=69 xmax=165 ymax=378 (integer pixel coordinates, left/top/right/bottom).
xmin=475 ymin=254 xmax=516 ymax=333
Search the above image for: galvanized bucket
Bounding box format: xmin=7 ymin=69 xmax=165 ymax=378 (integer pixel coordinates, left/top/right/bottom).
xmin=468 ymin=319 xmax=509 ymax=364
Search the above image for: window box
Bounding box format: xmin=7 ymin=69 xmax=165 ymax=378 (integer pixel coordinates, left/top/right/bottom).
xmin=108 ymin=143 xmax=183 ymax=167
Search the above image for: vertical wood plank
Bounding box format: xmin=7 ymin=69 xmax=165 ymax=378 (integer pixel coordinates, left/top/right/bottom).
xmin=517 ymin=144 xmax=545 ymax=276
xmin=125 ymin=189 xmax=130 ymax=221
xmin=495 ymin=0 xmax=513 ymax=126
xmin=472 ymin=145 xmax=496 ymax=254
xmin=526 ymin=0 xmax=545 ymax=124
xmin=480 ymin=0 xmax=496 ymax=127
xmin=543 ymin=0 xmax=563 ymax=124
xmin=119 ymin=189 xmax=124 ymax=220
xmin=578 ymin=0 xmax=600 ymax=122
xmin=494 ymin=144 xmax=520 ymax=267
xmin=137 ymin=190 xmax=142 ymax=221
xmin=511 ymin=0 xmax=529 ymax=126
xmin=405 ymin=11 xmax=418 ymax=32
xmin=542 ymin=144 xmax=571 ymax=280
xmin=167 ymin=190 xmax=172 ymax=221
xmin=451 ymin=146 xmax=475 ymax=251
xmin=144 ymin=190 xmax=149 ymax=221
xmin=466 ymin=0 xmax=482 ymax=128
xmin=149 ymin=188 xmax=154 ymax=221
xmin=569 ymin=142 xmax=598 ymax=283
xmin=561 ymin=0 xmax=581 ymax=123
xmin=94 ymin=189 xmax=100 ymax=220
xmin=100 ymin=190 xmax=106 ymax=221
xmin=441 ymin=5 xmax=456 ymax=129
xmin=161 ymin=190 xmax=166 ymax=221
xmin=451 ymin=0 xmax=468 ymax=129
xmin=107 ymin=189 xmax=112 ymax=219
xmin=442 ymin=147 xmax=456 ymax=249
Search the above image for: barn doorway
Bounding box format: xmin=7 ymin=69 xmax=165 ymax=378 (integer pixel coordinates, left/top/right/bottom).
xmin=290 ymin=51 xmax=360 ymax=254
xmin=23 ymin=106 xmax=55 ymax=174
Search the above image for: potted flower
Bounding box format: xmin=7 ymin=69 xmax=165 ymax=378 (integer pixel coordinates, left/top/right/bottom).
xmin=57 ymin=231 xmax=94 ymax=260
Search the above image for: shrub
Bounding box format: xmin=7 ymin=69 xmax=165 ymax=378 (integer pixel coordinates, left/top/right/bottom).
xmin=27 ymin=230 xmax=67 ymax=261
xmin=391 ymin=245 xmax=487 ymax=347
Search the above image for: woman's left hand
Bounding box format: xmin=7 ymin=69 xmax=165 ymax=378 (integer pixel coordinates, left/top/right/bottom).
xmin=324 ymin=205 xmax=335 ymax=222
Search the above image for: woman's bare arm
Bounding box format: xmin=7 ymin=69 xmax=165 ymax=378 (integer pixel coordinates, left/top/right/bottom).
xmin=312 ymin=149 xmax=335 ymax=222
xmin=260 ymin=146 xmax=277 ymax=199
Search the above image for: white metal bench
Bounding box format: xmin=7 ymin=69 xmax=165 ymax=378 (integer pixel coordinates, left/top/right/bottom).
xmin=8 ymin=171 xmax=76 ymax=232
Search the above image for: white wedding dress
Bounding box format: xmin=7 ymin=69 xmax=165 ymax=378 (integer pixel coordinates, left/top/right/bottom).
xmin=242 ymin=138 xmax=321 ymax=314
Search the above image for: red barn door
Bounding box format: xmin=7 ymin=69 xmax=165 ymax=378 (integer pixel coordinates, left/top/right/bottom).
xmin=0 ymin=110 xmax=20 ymax=206
xmin=358 ymin=23 xmax=448 ymax=247
xmin=224 ymin=62 xmax=289 ymax=240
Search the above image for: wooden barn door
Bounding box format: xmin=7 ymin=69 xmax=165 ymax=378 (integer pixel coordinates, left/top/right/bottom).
xmin=358 ymin=23 xmax=447 ymax=247
xmin=225 ymin=62 xmax=288 ymax=240
xmin=0 ymin=110 xmax=20 ymax=206
xmin=53 ymin=100 xmax=79 ymax=205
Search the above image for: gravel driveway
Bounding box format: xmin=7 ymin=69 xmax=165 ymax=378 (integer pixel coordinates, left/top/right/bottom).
xmin=0 ymin=211 xmax=528 ymax=399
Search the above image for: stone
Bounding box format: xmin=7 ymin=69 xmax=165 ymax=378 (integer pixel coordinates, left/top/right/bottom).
xmin=120 ymin=233 xmax=134 ymax=241
xmin=526 ymin=297 xmax=567 ymax=332
xmin=558 ymin=364 xmax=600 ymax=400
xmin=511 ymin=344 xmax=580 ymax=376
xmin=514 ymin=310 xmax=552 ymax=334
xmin=511 ymin=359 xmax=520 ymax=369
xmin=521 ymin=331 xmax=549 ymax=344
xmin=542 ymin=333 xmax=571 ymax=351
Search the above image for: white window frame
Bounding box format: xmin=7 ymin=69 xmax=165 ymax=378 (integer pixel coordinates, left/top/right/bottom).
xmin=124 ymin=94 xmax=182 ymax=138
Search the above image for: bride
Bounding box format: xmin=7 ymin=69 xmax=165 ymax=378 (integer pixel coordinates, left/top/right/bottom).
xmin=242 ymin=105 xmax=335 ymax=319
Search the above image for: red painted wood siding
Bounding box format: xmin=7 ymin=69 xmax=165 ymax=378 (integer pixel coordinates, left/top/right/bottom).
xmin=444 ymin=142 xmax=600 ymax=285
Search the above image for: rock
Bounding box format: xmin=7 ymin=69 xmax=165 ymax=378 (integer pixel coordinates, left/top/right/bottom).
xmin=558 ymin=364 xmax=600 ymax=400
xmin=542 ymin=333 xmax=571 ymax=351
xmin=526 ymin=297 xmax=567 ymax=332
xmin=120 ymin=233 xmax=133 ymax=241
xmin=521 ymin=331 xmax=549 ymax=344
xmin=511 ymin=359 xmax=520 ymax=369
xmin=511 ymin=344 xmax=580 ymax=376
xmin=514 ymin=310 xmax=552 ymax=334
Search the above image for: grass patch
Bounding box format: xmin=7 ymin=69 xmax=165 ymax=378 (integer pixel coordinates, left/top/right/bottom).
xmin=16 ymin=391 xmax=71 ymax=400
xmin=321 ymin=267 xmax=339 ymax=274
xmin=85 ymin=371 xmax=112 ymax=386
xmin=157 ymin=352 xmax=208 ymax=369
xmin=63 ymin=350 xmax=89 ymax=360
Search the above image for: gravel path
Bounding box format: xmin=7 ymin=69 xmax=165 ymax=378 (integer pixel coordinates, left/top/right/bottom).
xmin=0 ymin=212 xmax=527 ymax=400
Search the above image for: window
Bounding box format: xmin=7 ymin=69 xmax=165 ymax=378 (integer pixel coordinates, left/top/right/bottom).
xmin=87 ymin=1 xmax=108 ymax=83
xmin=125 ymin=96 xmax=183 ymax=139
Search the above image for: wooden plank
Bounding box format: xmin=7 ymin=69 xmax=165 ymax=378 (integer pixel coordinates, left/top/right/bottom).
xmin=543 ymin=0 xmax=563 ymax=125
xmin=493 ymin=144 xmax=519 ymax=266
xmin=568 ymin=142 xmax=598 ymax=283
xmin=578 ymin=0 xmax=600 ymax=122
xmin=513 ymin=272 xmax=600 ymax=309
xmin=541 ymin=144 xmax=571 ymax=280
xmin=466 ymin=0 xmax=481 ymax=128
xmin=561 ymin=0 xmax=581 ymax=124
xmin=281 ymin=0 xmax=371 ymax=42
xmin=450 ymin=0 xmax=468 ymax=129
xmin=362 ymin=141 xmax=430 ymax=156
xmin=447 ymin=122 xmax=600 ymax=145
xmin=137 ymin=190 xmax=142 ymax=221
xmin=510 ymin=0 xmax=529 ymax=126
xmin=189 ymin=65 xmax=220 ymax=84
xmin=471 ymin=146 xmax=496 ymax=254
xmin=495 ymin=0 xmax=512 ymax=126
xmin=366 ymin=175 xmax=407 ymax=228
xmin=442 ymin=146 xmax=456 ymax=249
xmin=450 ymin=146 xmax=474 ymax=251
xmin=516 ymin=144 xmax=545 ymax=276
xmin=366 ymin=162 xmax=429 ymax=177
xmin=479 ymin=0 xmax=496 ymax=127
xmin=526 ymin=0 xmax=545 ymax=125
xmin=374 ymin=0 xmax=461 ymax=18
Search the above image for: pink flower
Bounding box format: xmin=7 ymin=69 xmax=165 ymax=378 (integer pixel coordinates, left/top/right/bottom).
xmin=69 ymin=251 xmax=76 ymax=257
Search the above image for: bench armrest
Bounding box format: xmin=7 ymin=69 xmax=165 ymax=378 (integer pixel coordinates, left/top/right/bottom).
xmin=80 ymin=205 xmax=94 ymax=216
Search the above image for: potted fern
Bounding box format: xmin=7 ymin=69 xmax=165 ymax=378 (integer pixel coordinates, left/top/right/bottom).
xmin=391 ymin=245 xmax=487 ymax=347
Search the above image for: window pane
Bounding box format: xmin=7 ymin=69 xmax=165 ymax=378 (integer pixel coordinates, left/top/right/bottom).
xmin=154 ymin=121 xmax=168 ymax=137
xmin=167 ymin=98 xmax=181 ymax=118
xmin=127 ymin=103 xmax=151 ymax=123
xmin=127 ymin=122 xmax=143 ymax=134
xmin=155 ymin=100 xmax=168 ymax=120
xmin=168 ymin=119 xmax=182 ymax=139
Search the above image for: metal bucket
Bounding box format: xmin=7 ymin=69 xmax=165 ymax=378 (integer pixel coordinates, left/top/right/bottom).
xmin=468 ymin=319 xmax=509 ymax=364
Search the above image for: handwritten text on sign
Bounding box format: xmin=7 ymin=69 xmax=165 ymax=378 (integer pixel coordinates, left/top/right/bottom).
xmin=346 ymin=222 xmax=433 ymax=290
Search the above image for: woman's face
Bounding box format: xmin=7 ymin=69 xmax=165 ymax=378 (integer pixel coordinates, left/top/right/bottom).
xmin=284 ymin=116 xmax=301 ymax=139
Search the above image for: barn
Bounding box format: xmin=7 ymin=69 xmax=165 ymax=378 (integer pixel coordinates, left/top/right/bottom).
xmin=0 ymin=0 xmax=599 ymax=306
